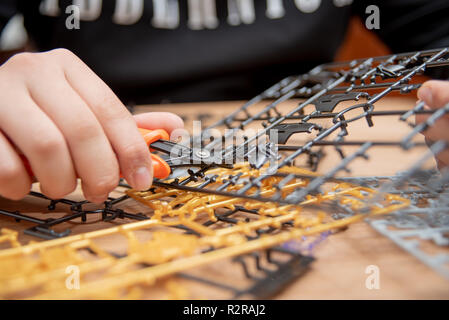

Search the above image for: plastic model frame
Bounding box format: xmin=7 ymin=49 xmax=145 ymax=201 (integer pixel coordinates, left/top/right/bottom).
xmin=0 ymin=48 xmax=449 ymax=298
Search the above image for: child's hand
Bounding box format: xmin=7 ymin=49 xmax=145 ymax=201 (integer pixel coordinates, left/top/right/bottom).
xmin=416 ymin=80 xmax=449 ymax=169
xmin=0 ymin=49 xmax=183 ymax=203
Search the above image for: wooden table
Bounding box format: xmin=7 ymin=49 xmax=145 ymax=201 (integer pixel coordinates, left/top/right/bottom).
xmin=1 ymin=97 xmax=448 ymax=299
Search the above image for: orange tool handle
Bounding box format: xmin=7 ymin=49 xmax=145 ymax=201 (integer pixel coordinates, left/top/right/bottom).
xmin=138 ymin=128 xmax=171 ymax=179
xmin=20 ymin=128 xmax=172 ymax=181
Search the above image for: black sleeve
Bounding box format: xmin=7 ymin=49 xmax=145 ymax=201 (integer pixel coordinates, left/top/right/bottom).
xmin=0 ymin=0 xmax=18 ymax=32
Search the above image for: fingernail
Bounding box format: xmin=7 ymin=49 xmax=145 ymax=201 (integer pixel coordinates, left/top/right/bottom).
xmin=89 ymin=194 xmax=108 ymax=203
xmin=418 ymin=87 xmax=433 ymax=106
xmin=131 ymin=166 xmax=152 ymax=190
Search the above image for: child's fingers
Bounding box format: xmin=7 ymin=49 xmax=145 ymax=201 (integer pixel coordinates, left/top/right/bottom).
xmin=436 ymin=149 xmax=449 ymax=169
xmin=416 ymin=80 xmax=449 ymax=170
xmin=0 ymin=49 xmax=185 ymax=202
xmin=133 ymin=112 xmax=184 ymax=134
xmin=415 ymin=115 xmax=449 ymax=142
xmin=24 ymin=67 xmax=120 ymax=203
xmin=0 ymin=131 xmax=31 ymax=200
xmin=49 ymin=49 xmax=153 ymax=191
xmin=417 ymin=80 xmax=449 ymax=110
xmin=417 ymin=81 xmax=449 ymax=140
xmin=414 ymin=112 xmax=428 ymax=127
xmin=0 ymin=92 xmax=76 ymax=199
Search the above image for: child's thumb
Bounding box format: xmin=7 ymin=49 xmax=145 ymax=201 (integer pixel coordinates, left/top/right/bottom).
xmin=418 ymin=80 xmax=449 ymax=109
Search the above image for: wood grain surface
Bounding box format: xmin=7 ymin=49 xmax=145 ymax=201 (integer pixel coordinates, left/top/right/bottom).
xmin=1 ymin=97 xmax=448 ymax=299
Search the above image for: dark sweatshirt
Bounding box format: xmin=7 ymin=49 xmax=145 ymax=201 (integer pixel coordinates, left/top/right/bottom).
xmin=1 ymin=0 xmax=449 ymax=104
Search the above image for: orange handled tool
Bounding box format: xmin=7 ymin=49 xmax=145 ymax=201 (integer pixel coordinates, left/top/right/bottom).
xmin=20 ymin=128 xmax=172 ymax=181
xmin=137 ymin=128 xmax=171 ymax=179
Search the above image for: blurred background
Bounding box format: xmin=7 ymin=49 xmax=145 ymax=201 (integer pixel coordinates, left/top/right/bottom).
xmin=0 ymin=14 xmax=390 ymax=68
xmin=335 ymin=16 xmax=389 ymax=61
